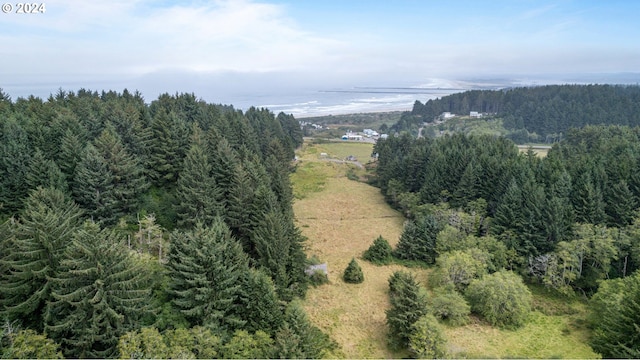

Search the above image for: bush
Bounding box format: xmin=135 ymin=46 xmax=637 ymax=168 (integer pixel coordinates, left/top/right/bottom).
xmin=343 ymin=258 xmax=364 ymax=284
xmin=431 ymin=249 xmax=488 ymax=292
xmin=465 ymin=270 xmax=532 ymax=328
xmin=363 ymin=235 xmax=393 ymax=264
xmin=430 ymin=288 xmax=471 ymax=326
xmin=408 ymin=314 xmax=448 ymax=359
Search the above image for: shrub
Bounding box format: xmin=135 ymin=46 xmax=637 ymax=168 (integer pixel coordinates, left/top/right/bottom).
xmin=343 ymin=258 xmax=364 ymax=284
xmin=465 ymin=270 xmax=532 ymax=328
xmin=408 ymin=314 xmax=448 ymax=359
xmin=430 ymin=288 xmax=471 ymax=326
xmin=431 ymin=249 xmax=488 ymax=292
xmin=363 ymin=235 xmax=393 ymax=264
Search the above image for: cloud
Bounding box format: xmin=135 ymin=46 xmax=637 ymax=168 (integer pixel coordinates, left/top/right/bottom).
xmin=1 ymin=0 xmax=346 ymax=81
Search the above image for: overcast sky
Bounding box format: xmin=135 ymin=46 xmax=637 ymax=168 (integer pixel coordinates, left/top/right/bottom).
xmin=2 ymin=0 xmax=639 ymax=107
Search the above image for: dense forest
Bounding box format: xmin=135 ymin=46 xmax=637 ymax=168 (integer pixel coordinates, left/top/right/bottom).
xmin=0 ymin=89 xmax=336 ymax=358
xmin=393 ymin=84 xmax=640 ymax=142
xmin=372 ymin=126 xmax=640 ymax=357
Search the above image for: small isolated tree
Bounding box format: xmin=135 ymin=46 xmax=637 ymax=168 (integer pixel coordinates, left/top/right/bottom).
xmin=465 ymin=270 xmax=532 ymax=328
xmin=343 ymin=258 xmax=364 ymax=284
xmin=408 ymin=314 xmax=448 ymax=359
xmin=363 ymin=235 xmax=393 ymax=264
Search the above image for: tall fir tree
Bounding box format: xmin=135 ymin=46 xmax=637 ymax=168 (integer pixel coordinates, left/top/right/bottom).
xmin=0 ymin=118 xmax=32 ymax=214
xmin=44 ymin=221 xmax=152 ymax=359
xmin=167 ymin=220 xmax=249 ymax=331
xmin=93 ymin=124 xmax=149 ymax=218
xmin=72 ymin=144 xmax=118 ymax=224
xmin=0 ymin=187 xmax=83 ymax=330
xmin=25 ymin=148 xmax=68 ymax=193
xmin=395 ymin=214 xmax=441 ymax=264
xmin=175 ymin=126 xmax=224 ymax=228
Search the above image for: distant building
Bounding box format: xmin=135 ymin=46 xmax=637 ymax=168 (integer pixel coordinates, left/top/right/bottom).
xmin=380 ymin=134 xmax=389 ymax=139
xmin=441 ymin=112 xmax=455 ymax=119
xmin=470 ymin=111 xmax=482 ymax=118
xmin=342 ymin=132 xmax=363 ymax=141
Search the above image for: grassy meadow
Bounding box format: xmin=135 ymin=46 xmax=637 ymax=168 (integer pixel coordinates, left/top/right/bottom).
xmin=292 ymin=139 xmax=598 ymax=359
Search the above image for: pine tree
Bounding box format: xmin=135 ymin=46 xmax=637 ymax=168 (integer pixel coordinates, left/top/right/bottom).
xmin=343 ymin=258 xmax=364 ymax=284
xmin=93 ymin=125 xmax=149 ymax=218
xmin=274 ymin=301 xmax=334 ymax=359
xmin=167 ymin=220 xmax=249 ymax=331
xmin=72 ymin=144 xmax=117 ymax=224
xmin=44 ymin=221 xmax=152 ymax=358
xmin=250 ymin=208 xmax=307 ymax=301
xmin=363 ymin=235 xmax=393 ymax=264
xmin=605 ymin=180 xmax=636 ymax=227
xmin=175 ymin=127 xmax=224 ymax=228
xmin=209 ymin=137 xmax=239 ymax=210
xmin=395 ymin=214 xmax=441 ymax=264
xmin=25 ymin=148 xmax=67 ymax=193
xmin=386 ymin=271 xmax=430 ymax=349
xmin=237 ymin=268 xmax=284 ymax=335
xmin=57 ymin=129 xmax=85 ymax=184
xmin=148 ymin=109 xmax=189 ymax=187
xmin=0 ymin=187 xmax=83 ymax=330
xmin=572 ymin=170 xmax=606 ymax=224
xmin=0 ymin=118 xmax=31 ymax=214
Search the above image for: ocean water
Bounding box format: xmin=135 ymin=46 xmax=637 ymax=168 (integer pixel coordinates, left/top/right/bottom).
xmin=254 ymin=87 xmax=463 ymax=118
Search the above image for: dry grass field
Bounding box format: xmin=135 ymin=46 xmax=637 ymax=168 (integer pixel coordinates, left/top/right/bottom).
xmin=293 ymin=140 xmax=429 ymax=358
xmin=293 ymin=139 xmax=598 ymax=359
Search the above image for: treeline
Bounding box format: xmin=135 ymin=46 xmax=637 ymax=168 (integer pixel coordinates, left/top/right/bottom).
xmin=394 ymin=84 xmax=640 ymax=141
xmin=373 ymin=126 xmax=640 ymax=357
xmin=0 ymin=89 xmax=335 ymax=358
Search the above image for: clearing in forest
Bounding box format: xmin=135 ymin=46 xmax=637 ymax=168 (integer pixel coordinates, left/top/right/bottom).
xmin=293 ymin=140 xmax=598 ymax=359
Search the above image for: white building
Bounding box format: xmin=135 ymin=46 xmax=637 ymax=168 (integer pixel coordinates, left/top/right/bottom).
xmin=470 ymin=111 xmax=482 ymax=118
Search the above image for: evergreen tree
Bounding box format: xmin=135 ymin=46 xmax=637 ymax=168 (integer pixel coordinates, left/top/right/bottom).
xmin=57 ymin=129 xmax=86 ymax=184
xmin=72 ymin=144 xmax=117 ymax=224
xmin=251 ymin=209 xmax=307 ymax=301
xmin=386 ymin=271 xmax=430 ymax=349
xmin=605 ymin=180 xmax=636 ymax=227
xmin=0 ymin=187 xmax=83 ymax=330
xmin=0 ymin=118 xmax=31 ymax=214
xmin=237 ymin=268 xmax=284 ymax=335
xmin=148 ymin=109 xmax=189 ymax=187
xmin=25 ymin=148 xmax=67 ymax=193
xmin=274 ymin=301 xmax=334 ymax=359
xmin=589 ymin=270 xmax=640 ymax=358
xmin=209 ymin=137 xmax=239 ymax=210
xmin=363 ymin=235 xmax=393 ymax=264
xmin=395 ymin=215 xmax=441 ymax=264
xmin=167 ymin=220 xmax=249 ymax=331
xmin=93 ymin=125 xmax=148 ymax=218
xmin=44 ymin=221 xmax=151 ymax=358
xmin=572 ymin=170 xmax=606 ymax=224
xmin=343 ymin=258 xmax=364 ymax=284
xmin=175 ymin=127 xmax=224 ymax=228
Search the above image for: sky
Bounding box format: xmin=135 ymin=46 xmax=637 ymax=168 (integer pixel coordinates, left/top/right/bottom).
xmin=1 ymin=0 xmax=640 ymax=114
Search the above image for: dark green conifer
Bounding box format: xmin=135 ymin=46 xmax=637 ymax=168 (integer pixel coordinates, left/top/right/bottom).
xmin=343 ymin=258 xmax=364 ymax=284
xmin=175 ymin=126 xmax=223 ymax=228
xmin=167 ymin=219 xmax=248 ymax=331
xmin=44 ymin=221 xmax=152 ymax=358
xmin=0 ymin=187 xmax=83 ymax=330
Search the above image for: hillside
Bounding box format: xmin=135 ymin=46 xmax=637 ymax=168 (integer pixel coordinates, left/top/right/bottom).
xmin=393 ymin=84 xmax=640 ymax=142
